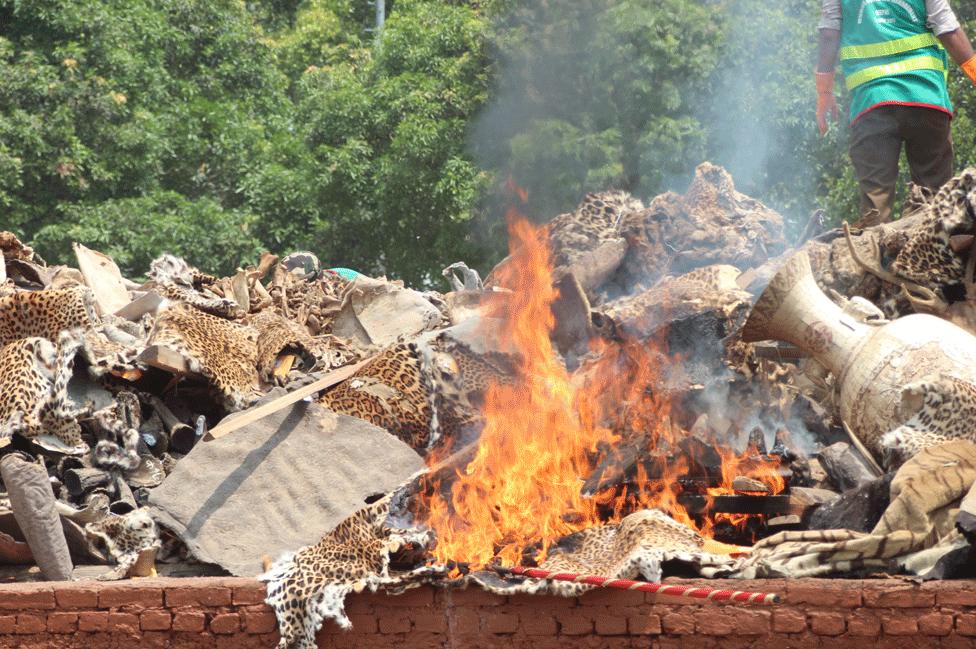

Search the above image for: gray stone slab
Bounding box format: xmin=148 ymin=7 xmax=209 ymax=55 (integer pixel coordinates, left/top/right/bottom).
xmin=148 ymin=402 xmax=424 ymax=576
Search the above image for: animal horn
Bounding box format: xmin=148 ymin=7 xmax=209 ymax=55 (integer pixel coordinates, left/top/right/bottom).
xmin=843 ymin=222 xmax=948 ymax=314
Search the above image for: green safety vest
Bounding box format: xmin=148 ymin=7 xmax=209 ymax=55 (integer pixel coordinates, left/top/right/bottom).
xmin=839 ymin=0 xmax=952 ymax=122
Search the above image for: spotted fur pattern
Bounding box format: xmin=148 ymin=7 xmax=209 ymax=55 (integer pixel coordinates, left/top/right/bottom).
xmin=249 ymin=310 xmax=319 ymax=384
xmin=473 ymin=510 xmax=735 ymax=598
xmin=532 ymin=510 xmax=731 ymax=596
xmin=0 ymin=286 xmax=97 ymax=346
xmin=149 ymin=254 xmax=242 ymax=319
xmin=147 ymin=303 xmax=259 ymax=411
xmin=547 ymin=191 xmax=643 ymax=269
xmin=79 ymin=320 xmax=147 ymax=377
xmin=0 ymin=331 xmax=89 ymax=454
xmin=881 ymin=376 xmax=976 ymax=468
xmin=259 ymin=496 xmax=440 ymax=649
xmin=85 ymin=509 xmax=160 ymax=581
xmin=891 ymin=169 xmax=976 ymax=286
xmin=321 ymin=338 xmax=515 ymax=452
xmin=319 ymin=343 xmax=434 ymax=451
xmin=418 ymin=333 xmax=517 ymax=448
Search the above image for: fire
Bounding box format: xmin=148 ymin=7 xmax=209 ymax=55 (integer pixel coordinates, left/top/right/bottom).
xmin=421 ymin=208 xmax=785 ymax=568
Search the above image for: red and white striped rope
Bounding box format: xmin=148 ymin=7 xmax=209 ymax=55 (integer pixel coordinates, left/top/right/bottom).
xmin=497 ymin=566 xmax=781 ymax=605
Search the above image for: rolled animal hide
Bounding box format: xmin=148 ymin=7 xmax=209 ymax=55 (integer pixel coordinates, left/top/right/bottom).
xmin=1 ymin=453 xmax=73 ymax=580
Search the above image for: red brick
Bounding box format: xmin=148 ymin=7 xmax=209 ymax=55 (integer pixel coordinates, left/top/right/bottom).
xmin=211 ymin=612 xmax=241 ymax=634
xmin=787 ymin=581 xmax=862 ymax=607
xmin=98 ymin=585 xmax=163 ymax=610
xmin=14 ymin=613 xmax=47 ymax=634
xmin=0 ymin=584 xmax=56 ymax=610
xmin=412 ymin=612 xmax=447 ymax=633
xmin=958 ymin=614 xmax=976 ymax=636
xmin=508 ymin=594 xmax=575 ymax=609
xmin=142 ymin=631 xmax=171 ymax=648
xmin=519 ymin=612 xmax=558 ymax=636
xmin=243 ymin=605 xmax=278 ymax=634
xmin=772 ymin=608 xmax=807 ymax=633
xmin=55 ymin=585 xmax=100 ymax=608
xmin=448 ymin=587 xmax=504 ymax=607
xmin=579 ymin=588 xmax=645 ymax=607
xmin=483 ymin=611 xmax=518 ymax=634
xmin=809 ymin=611 xmax=846 ymax=636
xmin=78 ymin=611 xmax=109 ymax=632
xmin=937 ymin=589 xmax=976 ymax=607
xmin=166 ymin=585 xmax=232 ymax=607
xmin=918 ymin=612 xmax=953 ymax=636
xmin=0 ymin=616 xmax=14 ymax=633
xmin=769 ymin=635 xmax=820 ymax=649
xmin=378 ymin=614 xmax=410 ymax=634
xmin=451 ymin=608 xmax=481 ymax=635
xmin=734 ymin=610 xmax=771 ymax=635
xmin=696 ymin=610 xmax=735 ymax=636
xmin=346 ymin=614 xmax=378 ymax=634
xmin=881 ymin=615 xmax=919 ymax=636
xmin=140 ymin=610 xmax=172 ymax=631
xmin=944 ymin=633 xmax=976 ymax=649
xmin=172 ymin=611 xmax=206 ymax=632
xmin=46 ymin=612 xmax=78 ymax=634
xmin=233 ymin=583 xmax=268 ymax=606
xmin=665 ymin=637 xmax=718 ymax=649
xmin=557 ymin=613 xmax=593 ymax=636
xmin=627 ymin=612 xmax=661 ymax=635
xmin=846 ymin=611 xmax=881 ymax=637
xmin=662 ymin=611 xmax=696 ymax=635
xmin=593 ymin=613 xmax=628 ymax=635
xmin=864 ymin=585 xmax=935 ymax=608
xmin=107 ymin=612 xmax=140 ymax=634
xmin=386 ymin=587 xmax=434 ymax=607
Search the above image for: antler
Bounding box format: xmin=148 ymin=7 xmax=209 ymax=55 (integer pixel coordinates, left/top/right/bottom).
xmin=843 ymin=222 xmax=948 ymax=314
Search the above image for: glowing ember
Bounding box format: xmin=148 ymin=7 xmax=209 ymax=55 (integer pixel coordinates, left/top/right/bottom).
xmin=421 ymin=208 xmax=784 ymax=568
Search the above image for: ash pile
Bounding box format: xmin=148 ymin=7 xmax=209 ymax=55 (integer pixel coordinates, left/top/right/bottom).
xmin=1 ymin=162 xmax=976 ymax=604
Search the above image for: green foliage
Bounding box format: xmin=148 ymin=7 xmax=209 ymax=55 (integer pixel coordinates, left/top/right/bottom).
xmin=0 ymin=0 xmax=290 ymax=272
xmin=258 ymin=0 xmax=493 ymax=283
xmin=33 ymin=192 xmax=263 ymax=278
xmin=473 ymin=0 xmax=720 ymax=221
xmin=8 ymin=0 xmax=976 ymax=287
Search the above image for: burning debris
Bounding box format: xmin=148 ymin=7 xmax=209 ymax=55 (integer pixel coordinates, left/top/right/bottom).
xmin=3 ymin=164 xmax=976 ymax=646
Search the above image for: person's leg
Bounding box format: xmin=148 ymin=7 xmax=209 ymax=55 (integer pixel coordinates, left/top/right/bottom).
xmin=849 ymin=106 xmax=902 ymax=225
xmin=900 ymin=106 xmax=954 ymax=192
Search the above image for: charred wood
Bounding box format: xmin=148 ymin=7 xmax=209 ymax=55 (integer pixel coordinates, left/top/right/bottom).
xmin=808 ymin=473 xmax=893 ymax=533
xmin=819 ymin=442 xmax=877 ymax=492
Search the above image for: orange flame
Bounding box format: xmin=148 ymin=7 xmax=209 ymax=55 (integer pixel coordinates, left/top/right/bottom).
xmin=422 ymin=209 xmax=784 ymax=568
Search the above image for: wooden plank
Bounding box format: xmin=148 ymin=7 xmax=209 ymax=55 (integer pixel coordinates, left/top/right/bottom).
xmin=115 ymin=290 xmax=164 ymax=321
xmin=205 ymin=357 xmax=372 ymax=440
xmin=137 ymin=345 xmax=191 ymax=374
xmin=73 ymin=242 xmax=130 ymax=316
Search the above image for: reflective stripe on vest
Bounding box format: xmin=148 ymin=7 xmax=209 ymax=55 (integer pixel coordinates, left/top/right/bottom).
xmin=845 ymin=55 xmax=947 ymax=90
xmin=839 ymin=32 xmax=941 ymax=61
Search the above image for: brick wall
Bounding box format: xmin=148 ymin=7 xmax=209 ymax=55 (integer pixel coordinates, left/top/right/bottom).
xmin=0 ymin=577 xmax=974 ymax=648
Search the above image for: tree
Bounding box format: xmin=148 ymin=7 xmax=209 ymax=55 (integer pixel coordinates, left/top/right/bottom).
xmin=471 ymin=0 xmax=722 ymax=223
xmin=247 ymin=0 xmax=493 ymax=284
xmin=0 ymin=0 xmax=289 ymax=275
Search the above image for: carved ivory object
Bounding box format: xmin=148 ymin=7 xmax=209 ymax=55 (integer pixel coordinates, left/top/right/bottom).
xmin=741 ymin=251 xmax=976 ymax=460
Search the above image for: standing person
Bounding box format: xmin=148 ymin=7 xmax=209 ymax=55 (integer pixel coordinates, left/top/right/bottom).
xmin=816 ymin=0 xmax=976 ymax=226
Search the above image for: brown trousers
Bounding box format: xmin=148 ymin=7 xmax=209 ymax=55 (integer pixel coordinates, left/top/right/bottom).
xmin=848 ymin=105 xmax=953 ymax=225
